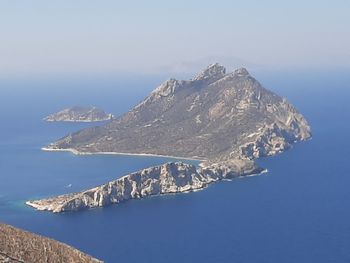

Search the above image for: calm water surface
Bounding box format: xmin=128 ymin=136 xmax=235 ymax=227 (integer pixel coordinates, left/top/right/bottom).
xmin=0 ymin=71 xmax=349 ymax=263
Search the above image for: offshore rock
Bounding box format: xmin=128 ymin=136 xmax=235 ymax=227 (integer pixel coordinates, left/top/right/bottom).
xmin=44 ymin=106 xmax=113 ymax=122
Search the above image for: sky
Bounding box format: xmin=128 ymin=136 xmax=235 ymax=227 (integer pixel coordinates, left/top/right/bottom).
xmin=0 ymin=0 xmax=349 ymax=77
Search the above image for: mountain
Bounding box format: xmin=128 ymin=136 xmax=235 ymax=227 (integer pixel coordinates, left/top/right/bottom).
xmin=0 ymin=223 xmax=102 ymax=262
xmin=44 ymin=106 xmax=113 ymax=122
xmin=46 ymin=64 xmax=311 ymax=162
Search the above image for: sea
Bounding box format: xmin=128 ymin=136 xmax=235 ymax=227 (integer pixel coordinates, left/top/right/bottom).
xmin=0 ymin=69 xmax=349 ymax=263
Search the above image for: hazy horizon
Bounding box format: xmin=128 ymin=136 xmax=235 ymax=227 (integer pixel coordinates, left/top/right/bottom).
xmin=1 ymin=0 xmax=349 ymax=78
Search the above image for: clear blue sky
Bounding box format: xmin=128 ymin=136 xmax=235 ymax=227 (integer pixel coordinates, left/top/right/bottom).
xmin=1 ymin=0 xmax=349 ymax=77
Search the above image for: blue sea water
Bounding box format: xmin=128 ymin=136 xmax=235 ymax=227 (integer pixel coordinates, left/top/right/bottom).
xmin=0 ymin=70 xmax=350 ymax=263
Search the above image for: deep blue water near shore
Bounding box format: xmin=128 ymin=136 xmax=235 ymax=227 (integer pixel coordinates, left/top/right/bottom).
xmin=0 ymin=70 xmax=350 ymax=262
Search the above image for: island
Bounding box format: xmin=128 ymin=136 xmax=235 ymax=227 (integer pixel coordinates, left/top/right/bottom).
xmin=27 ymin=64 xmax=311 ymax=213
xmin=44 ymin=106 xmax=113 ymax=122
xmin=0 ymin=223 xmax=102 ymax=262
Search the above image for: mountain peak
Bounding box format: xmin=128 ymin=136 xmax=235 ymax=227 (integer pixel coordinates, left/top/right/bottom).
xmin=234 ymin=67 xmax=250 ymax=76
xmin=49 ymin=64 xmax=311 ymax=163
xmin=193 ymin=63 xmax=226 ymax=81
xmin=151 ymin=78 xmax=179 ymax=98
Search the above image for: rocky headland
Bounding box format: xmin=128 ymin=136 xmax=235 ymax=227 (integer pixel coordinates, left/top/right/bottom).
xmin=26 ymin=160 xmax=263 ymax=213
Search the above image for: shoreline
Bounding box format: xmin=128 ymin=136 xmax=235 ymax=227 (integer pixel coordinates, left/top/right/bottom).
xmin=41 ymin=147 xmax=205 ymax=162
xmin=25 ymin=165 xmax=268 ymax=213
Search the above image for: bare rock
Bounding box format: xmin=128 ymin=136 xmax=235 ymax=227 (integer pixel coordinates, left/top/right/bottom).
xmin=26 ymin=160 xmax=262 ymax=213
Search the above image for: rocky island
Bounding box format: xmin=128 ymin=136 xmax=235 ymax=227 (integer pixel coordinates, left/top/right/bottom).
xmin=27 ymin=64 xmax=311 ymax=213
xmin=44 ymin=106 xmax=113 ymax=122
xmin=0 ymin=223 xmax=102 ymax=262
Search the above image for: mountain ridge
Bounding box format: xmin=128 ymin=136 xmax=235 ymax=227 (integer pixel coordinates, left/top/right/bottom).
xmin=46 ymin=64 xmax=311 ymax=162
xmin=26 ymin=160 xmax=264 ymax=213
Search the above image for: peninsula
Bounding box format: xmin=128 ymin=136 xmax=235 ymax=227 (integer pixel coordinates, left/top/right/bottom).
xmin=44 ymin=106 xmax=113 ymax=122
xmin=26 ymin=161 xmax=263 ymax=213
xmin=27 ymin=64 xmax=311 ymax=212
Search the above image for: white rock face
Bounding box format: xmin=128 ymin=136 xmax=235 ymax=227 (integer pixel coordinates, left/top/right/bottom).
xmin=193 ymin=63 xmax=226 ymax=81
xmin=26 ymin=161 xmax=263 ymax=213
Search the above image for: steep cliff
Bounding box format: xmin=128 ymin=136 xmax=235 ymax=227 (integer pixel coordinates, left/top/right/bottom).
xmin=26 ymin=161 xmax=263 ymax=213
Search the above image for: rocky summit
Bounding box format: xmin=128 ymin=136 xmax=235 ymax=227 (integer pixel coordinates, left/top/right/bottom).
xmin=45 ymin=64 xmax=311 ymax=161
xmin=44 ymin=106 xmax=113 ymax=122
xmin=28 ymin=64 xmax=311 ymax=213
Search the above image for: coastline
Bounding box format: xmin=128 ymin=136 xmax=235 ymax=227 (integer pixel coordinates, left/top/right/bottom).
xmin=41 ymin=147 xmax=205 ymax=162
xmin=25 ymin=162 xmax=268 ymax=213
xmin=32 ymin=145 xmax=270 ymax=213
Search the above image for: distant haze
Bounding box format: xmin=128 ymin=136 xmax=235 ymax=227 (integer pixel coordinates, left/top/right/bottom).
xmin=1 ymin=0 xmax=349 ymax=77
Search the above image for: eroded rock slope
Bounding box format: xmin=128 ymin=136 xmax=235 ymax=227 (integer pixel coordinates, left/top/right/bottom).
xmin=0 ymin=223 xmax=102 ymax=263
